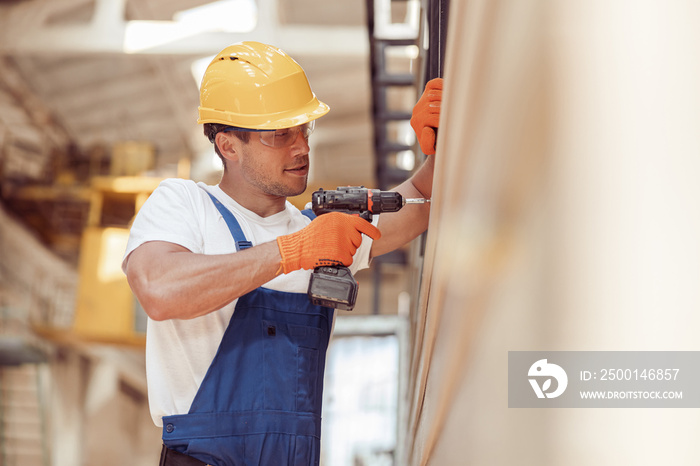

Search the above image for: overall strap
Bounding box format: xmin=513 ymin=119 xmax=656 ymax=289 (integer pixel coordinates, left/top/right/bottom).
xmin=203 ymin=190 xmax=252 ymax=251
xmin=301 ymin=209 xmax=316 ymax=221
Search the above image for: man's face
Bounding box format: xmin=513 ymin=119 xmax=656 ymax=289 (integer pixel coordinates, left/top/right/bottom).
xmin=232 ymin=126 xmax=311 ymax=198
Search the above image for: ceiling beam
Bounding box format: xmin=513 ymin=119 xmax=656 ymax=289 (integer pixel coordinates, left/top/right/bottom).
xmin=0 ymin=0 xmax=368 ymax=57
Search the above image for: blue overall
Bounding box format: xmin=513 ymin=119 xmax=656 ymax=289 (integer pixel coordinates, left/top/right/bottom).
xmin=161 ymin=193 xmax=333 ymax=466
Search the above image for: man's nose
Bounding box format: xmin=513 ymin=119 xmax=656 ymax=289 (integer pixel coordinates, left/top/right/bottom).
xmin=290 ymin=130 xmax=310 ymax=154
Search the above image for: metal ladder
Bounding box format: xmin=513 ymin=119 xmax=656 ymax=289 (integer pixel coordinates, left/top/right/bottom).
xmin=0 ymin=364 xmax=49 ymax=466
xmin=367 ymin=0 xmax=421 ymax=192
xmin=365 ymin=0 xmax=421 ymax=314
xmin=367 ymin=0 xmax=449 ymax=191
xmin=365 ymin=0 xmax=450 ymax=314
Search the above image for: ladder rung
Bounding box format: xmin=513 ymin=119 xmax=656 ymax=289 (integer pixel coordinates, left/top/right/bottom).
xmin=375 ymin=74 xmax=415 ymax=86
xmin=3 ymin=434 xmax=44 ymax=444
xmin=376 ymin=111 xmax=412 ymax=121
xmin=378 ymin=142 xmax=413 ymax=153
xmin=2 ymin=414 xmax=42 ymax=424
xmin=374 ymin=38 xmax=417 ymax=47
xmin=3 ymin=447 xmax=44 ymax=456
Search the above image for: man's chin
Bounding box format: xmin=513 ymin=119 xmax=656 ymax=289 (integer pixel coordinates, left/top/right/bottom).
xmin=277 ymin=179 xmax=307 ymax=198
xmin=289 ymin=181 xmax=308 ymax=197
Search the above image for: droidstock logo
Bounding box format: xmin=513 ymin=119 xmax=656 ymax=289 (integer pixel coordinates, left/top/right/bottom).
xmin=528 ymin=359 xmax=568 ymax=399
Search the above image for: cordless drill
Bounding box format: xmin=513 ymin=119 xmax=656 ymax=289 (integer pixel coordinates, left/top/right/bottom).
xmin=307 ymin=186 xmax=429 ymax=311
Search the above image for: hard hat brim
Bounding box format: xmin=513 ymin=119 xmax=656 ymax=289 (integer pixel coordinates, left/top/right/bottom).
xmin=198 ymin=96 xmax=330 ymax=129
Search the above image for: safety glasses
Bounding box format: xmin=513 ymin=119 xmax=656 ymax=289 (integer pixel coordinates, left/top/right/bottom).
xmin=223 ymin=121 xmax=315 ymax=148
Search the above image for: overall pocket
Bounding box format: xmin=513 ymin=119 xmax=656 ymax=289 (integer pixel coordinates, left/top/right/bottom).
xmin=262 ymin=320 xmax=323 ymax=412
xmin=296 ymin=346 xmax=319 ymax=413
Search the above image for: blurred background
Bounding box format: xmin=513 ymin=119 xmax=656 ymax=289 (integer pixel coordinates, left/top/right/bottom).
xmin=3 ymin=0 xmax=700 ymax=465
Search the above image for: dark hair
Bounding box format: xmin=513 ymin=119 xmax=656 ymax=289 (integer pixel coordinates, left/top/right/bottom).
xmin=203 ymin=123 xmax=251 ymax=168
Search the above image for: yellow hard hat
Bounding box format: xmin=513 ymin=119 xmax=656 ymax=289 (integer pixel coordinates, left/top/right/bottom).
xmin=198 ymin=41 xmax=330 ymax=129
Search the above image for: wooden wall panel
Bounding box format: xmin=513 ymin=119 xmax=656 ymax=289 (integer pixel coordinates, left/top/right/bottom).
xmin=405 ymin=1 xmax=700 ymax=465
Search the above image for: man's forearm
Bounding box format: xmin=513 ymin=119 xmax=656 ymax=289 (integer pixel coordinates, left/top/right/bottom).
xmin=406 ymin=154 xmax=434 ymax=200
xmin=372 ymin=155 xmax=434 ymax=257
xmin=125 ymin=241 xmax=282 ymax=321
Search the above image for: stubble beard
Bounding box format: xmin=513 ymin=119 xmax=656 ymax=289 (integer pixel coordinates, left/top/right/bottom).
xmin=240 ymin=153 xmax=308 ymax=198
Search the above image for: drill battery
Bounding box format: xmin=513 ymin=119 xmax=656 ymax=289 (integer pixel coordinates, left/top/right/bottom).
xmin=307 ymin=265 xmax=358 ymax=311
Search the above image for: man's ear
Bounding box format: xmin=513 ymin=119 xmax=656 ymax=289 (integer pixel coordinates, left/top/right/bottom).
xmin=215 ymin=132 xmax=239 ymax=162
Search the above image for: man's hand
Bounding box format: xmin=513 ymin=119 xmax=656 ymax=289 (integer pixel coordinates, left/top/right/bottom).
xmin=410 ymin=77 xmax=443 ymax=155
xmin=277 ymin=212 xmax=382 ymax=274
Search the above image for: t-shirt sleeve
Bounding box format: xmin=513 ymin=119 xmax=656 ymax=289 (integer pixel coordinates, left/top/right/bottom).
xmin=348 ymin=216 xmax=378 ymax=274
xmin=122 ymin=179 xmax=204 ymax=272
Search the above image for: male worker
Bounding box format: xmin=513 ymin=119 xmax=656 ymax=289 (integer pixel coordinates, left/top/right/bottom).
xmin=122 ymin=41 xmax=442 ymax=466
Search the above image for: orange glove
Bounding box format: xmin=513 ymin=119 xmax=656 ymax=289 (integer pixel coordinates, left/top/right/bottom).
xmin=410 ymin=77 xmax=443 ymax=155
xmin=277 ymin=212 xmax=382 ymax=274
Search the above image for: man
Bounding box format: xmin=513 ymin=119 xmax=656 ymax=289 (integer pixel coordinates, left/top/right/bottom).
xmin=122 ymin=41 xmax=442 ymax=466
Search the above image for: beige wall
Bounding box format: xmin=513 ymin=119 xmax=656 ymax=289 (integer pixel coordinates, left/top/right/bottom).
xmin=405 ymin=1 xmax=700 ymax=464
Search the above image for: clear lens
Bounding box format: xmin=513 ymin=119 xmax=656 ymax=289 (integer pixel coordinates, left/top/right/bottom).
xmin=259 ymin=121 xmax=314 ymax=148
xmin=222 ymin=121 xmax=315 ymax=148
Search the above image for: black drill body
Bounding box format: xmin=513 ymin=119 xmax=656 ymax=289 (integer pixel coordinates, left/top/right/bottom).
xmin=307 ymin=186 xmax=408 ymax=311
xmin=311 ymin=186 xmax=405 ymax=221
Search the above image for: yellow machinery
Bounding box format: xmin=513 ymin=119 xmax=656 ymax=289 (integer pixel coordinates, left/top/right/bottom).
xmin=72 ymin=175 xmax=162 ymax=345
xmin=71 ymin=140 xmax=163 ymax=345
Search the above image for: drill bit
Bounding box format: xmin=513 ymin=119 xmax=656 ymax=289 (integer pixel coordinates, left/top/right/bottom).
xmin=404 ymin=198 xmax=431 ymax=204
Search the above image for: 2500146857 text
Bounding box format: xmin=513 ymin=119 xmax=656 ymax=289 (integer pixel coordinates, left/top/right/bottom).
xmin=581 ymin=369 xmax=679 ymax=382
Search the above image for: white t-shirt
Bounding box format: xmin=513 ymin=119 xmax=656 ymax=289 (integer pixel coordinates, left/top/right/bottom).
xmin=121 ymin=179 xmax=374 ymax=426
